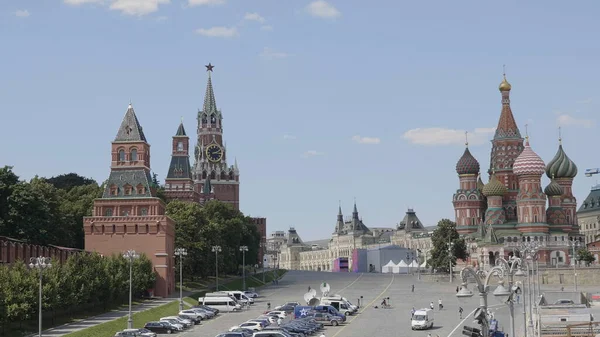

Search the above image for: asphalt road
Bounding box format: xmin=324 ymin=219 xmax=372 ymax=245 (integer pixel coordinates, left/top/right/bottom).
xmin=180 ymin=271 xmax=529 ymax=337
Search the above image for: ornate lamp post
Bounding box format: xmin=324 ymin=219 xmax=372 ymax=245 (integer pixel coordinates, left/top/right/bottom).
xmin=519 ymin=241 xmax=540 ymax=334
xmin=416 ymin=249 xmax=422 ymax=281
xmin=174 ymin=248 xmax=188 ymax=311
xmin=239 ymin=246 xmax=248 ymax=290
xmin=123 ymin=250 xmax=139 ymax=329
xmin=260 ymin=242 xmax=266 ymax=283
xmin=456 ymin=265 xmax=511 ymax=337
xmin=568 ymin=240 xmax=580 ymax=292
xmin=29 ymin=257 xmax=52 ymax=337
xmin=449 ymin=240 xmax=455 ymax=283
xmin=212 ymin=245 xmax=222 ymax=291
xmin=495 ymin=256 xmax=526 ymax=337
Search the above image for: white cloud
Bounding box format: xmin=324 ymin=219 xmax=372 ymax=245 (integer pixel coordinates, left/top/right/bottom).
xmin=403 ymin=127 xmax=496 ymax=146
xmin=188 ymin=0 xmax=225 ymax=6
xmin=244 ymin=12 xmax=265 ymax=23
xmin=155 ymin=15 xmax=167 ymax=22
xmin=64 ymin=0 xmax=169 ymax=16
xmin=577 ymin=98 xmax=592 ymax=104
xmin=302 ymin=150 xmax=324 ymax=158
xmin=196 ymin=26 xmax=238 ymax=38
xmin=64 ymin=0 xmax=104 ymax=5
xmin=352 ymin=135 xmax=381 ymax=145
xmin=15 ymin=9 xmax=30 ymax=17
xmin=306 ymin=0 xmax=340 ymax=19
xmin=260 ymin=25 xmax=273 ymax=31
xmin=556 ymin=114 xmax=594 ymax=128
xmin=260 ymin=47 xmax=289 ymax=60
xmin=283 ymin=134 xmax=297 ymax=140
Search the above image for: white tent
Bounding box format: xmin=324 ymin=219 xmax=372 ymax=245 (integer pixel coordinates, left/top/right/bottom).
xmin=382 ymin=260 xmax=395 ymax=273
xmin=396 ymin=260 xmax=409 ymax=274
xmin=409 ymin=260 xmax=419 ymax=271
xmin=420 ymin=261 xmax=427 ymax=268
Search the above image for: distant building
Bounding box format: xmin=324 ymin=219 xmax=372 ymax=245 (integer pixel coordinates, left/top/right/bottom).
xmin=577 ymin=184 xmax=600 ymax=244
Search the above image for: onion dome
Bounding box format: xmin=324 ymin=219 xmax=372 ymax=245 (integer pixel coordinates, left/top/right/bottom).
xmin=482 ymin=173 xmax=507 ymax=197
xmin=545 ymin=142 xmax=578 ymax=179
xmin=513 ymin=138 xmax=546 ymax=176
xmin=456 ymin=147 xmax=480 ymax=175
xmin=544 ymin=177 xmax=564 ymax=197
xmin=499 ymin=75 xmax=512 ymax=92
xmin=477 ymin=175 xmax=485 ymax=191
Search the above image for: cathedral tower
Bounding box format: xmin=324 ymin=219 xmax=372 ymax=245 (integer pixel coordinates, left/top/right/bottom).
xmin=545 ymin=133 xmax=578 ymax=230
xmin=489 ymin=75 xmax=524 ymax=222
xmin=453 ymin=137 xmax=486 ymax=234
xmin=544 ymin=176 xmax=569 ymax=232
xmin=513 ymin=136 xmax=548 ymax=234
xmin=192 ymin=64 xmax=240 ymax=210
xmin=482 ymin=171 xmax=507 ymax=225
xmin=164 ymin=122 xmax=199 ymax=202
xmin=83 ymin=104 xmax=175 ymax=297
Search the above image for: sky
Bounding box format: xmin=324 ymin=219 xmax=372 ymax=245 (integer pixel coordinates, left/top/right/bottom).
xmin=1 ymin=0 xmax=600 ymax=241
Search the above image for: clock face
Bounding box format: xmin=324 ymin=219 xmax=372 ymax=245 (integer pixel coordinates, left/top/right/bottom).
xmin=206 ymin=144 xmax=223 ymax=162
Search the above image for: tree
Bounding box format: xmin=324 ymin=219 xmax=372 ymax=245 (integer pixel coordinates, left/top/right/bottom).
xmin=427 ymin=219 xmax=468 ymax=273
xmin=0 ymin=166 xmax=20 ymax=235
xmin=576 ymin=248 xmax=596 ymax=266
xmin=44 ymin=173 xmax=95 ymax=191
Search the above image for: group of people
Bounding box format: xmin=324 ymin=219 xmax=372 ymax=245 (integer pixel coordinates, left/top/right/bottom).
xmin=429 ymin=299 xmax=443 ymax=310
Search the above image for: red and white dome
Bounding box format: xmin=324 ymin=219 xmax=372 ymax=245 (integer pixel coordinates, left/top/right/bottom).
xmin=513 ymin=139 xmax=546 ymax=176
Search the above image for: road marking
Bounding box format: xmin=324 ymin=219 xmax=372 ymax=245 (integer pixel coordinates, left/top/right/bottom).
xmin=337 ymin=273 xmax=364 ymax=294
xmin=331 ymin=274 xmax=395 ymax=337
xmin=446 ymin=303 xmax=505 ymax=337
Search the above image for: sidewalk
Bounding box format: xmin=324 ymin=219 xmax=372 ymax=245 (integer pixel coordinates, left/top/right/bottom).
xmin=37 ymin=276 xmax=240 ymax=337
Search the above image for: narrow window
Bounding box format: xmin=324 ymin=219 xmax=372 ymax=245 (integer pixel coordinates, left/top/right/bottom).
xmin=177 ymin=142 xmax=183 ymax=151
xmin=105 ymin=208 xmax=113 ymax=216
xmin=118 ymin=149 xmax=125 ymax=161
xmin=130 ymin=149 xmax=138 ymax=161
xmin=141 ymin=208 xmax=148 ymax=216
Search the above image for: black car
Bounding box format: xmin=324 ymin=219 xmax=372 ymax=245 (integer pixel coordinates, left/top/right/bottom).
xmin=143 ymin=321 xmax=177 ymax=334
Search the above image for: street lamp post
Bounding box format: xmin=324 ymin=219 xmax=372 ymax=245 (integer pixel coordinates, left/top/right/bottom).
xmin=568 ymin=240 xmax=580 ymax=292
xmin=29 ymin=257 xmax=52 ymax=337
xmin=519 ymin=242 xmax=540 ymax=335
xmin=417 ymin=249 xmax=421 ymax=281
xmin=240 ymin=246 xmax=248 ymax=290
xmin=449 ymin=240 xmax=455 ymax=283
xmin=174 ymin=248 xmax=188 ymax=311
xmin=496 ymin=256 xmax=526 ymax=337
xmin=123 ymin=250 xmax=139 ymax=329
xmin=212 ymin=246 xmax=222 ymax=291
xmin=260 ymin=243 xmax=266 ymax=283
xmin=456 ymin=265 xmax=511 ymax=337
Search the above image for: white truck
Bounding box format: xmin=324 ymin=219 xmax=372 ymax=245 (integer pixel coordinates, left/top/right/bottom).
xmin=411 ymin=308 xmax=434 ymax=330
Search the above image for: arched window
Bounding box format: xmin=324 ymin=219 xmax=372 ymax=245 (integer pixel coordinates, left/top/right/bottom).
xmin=130 ymin=149 xmax=138 ymax=161
xmin=202 ymin=114 xmax=207 ymax=124
xmin=140 ymin=208 xmax=148 ymax=216
xmin=202 ymin=171 xmax=207 ymax=179
xmin=210 ymin=171 xmax=216 ymax=179
xmin=105 ymin=208 xmax=113 ymax=216
xmin=118 ymin=149 xmax=125 ymax=161
xmin=135 ymin=225 xmax=138 ymax=233
xmin=177 ymin=142 xmax=183 ymax=151
xmin=221 ymin=171 xmax=227 ymax=180
xmin=210 ymin=115 xmax=216 ymax=124
xmin=112 ymin=225 xmax=116 ymax=233
xmin=229 ymin=172 xmax=234 ymax=180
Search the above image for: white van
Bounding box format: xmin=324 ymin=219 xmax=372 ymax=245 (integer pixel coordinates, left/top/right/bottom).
xmin=230 ymin=291 xmax=254 ymax=305
xmin=320 ymin=299 xmax=355 ymax=316
xmin=201 ymin=296 xmax=242 ymax=312
xmin=324 ymin=295 xmax=359 ymax=311
xmin=411 ymin=308 xmax=434 ymax=330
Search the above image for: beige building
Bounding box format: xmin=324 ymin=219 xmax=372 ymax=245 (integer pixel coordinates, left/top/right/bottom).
xmin=277 ymin=205 xmax=434 ymax=272
xmin=577 ymin=184 xmax=600 ymax=244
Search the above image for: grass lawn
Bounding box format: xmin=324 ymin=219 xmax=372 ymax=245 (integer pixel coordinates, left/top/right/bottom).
xmin=64 ymin=270 xmax=286 ymax=337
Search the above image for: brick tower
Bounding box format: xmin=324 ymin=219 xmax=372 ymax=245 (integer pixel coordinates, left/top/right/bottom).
xmin=453 ymin=137 xmax=487 ymax=234
xmin=192 ymin=64 xmax=240 ymax=210
xmin=164 ymin=121 xmax=199 ymax=202
xmin=513 ymin=136 xmax=549 ymax=234
xmin=489 ymin=75 xmax=524 ymax=222
xmin=83 ymin=103 xmax=175 ymax=297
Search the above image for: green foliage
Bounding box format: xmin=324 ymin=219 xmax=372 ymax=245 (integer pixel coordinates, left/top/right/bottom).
xmin=576 ymin=248 xmax=596 ymax=266
xmin=427 ymin=219 xmax=468 ymax=273
xmin=0 ymin=253 xmax=156 ymax=335
xmin=167 ymin=200 xmax=262 ymax=278
xmin=0 ymin=166 xmax=101 ymax=248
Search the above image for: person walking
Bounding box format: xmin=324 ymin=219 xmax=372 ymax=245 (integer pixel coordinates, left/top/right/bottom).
xmin=438 ymin=299 xmax=443 ymax=310
xmin=411 ymin=284 xmax=415 ymax=292
xmin=430 ymin=302 xmax=434 ymax=310
xmin=267 ymin=302 xmax=271 ymax=311
xmin=411 ymin=307 xmax=416 ymax=318
xmin=456 ymin=286 xmax=459 ymax=293
xmin=459 ymin=306 xmax=463 ymax=319
xmin=308 ymin=286 xmax=311 ymax=292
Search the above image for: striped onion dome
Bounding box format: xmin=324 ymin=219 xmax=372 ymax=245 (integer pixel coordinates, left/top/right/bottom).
xmin=513 ymin=138 xmax=546 ymax=176
xmin=545 ymin=143 xmax=578 ymax=179
xmin=482 ymin=173 xmax=507 ymax=197
xmin=456 ymin=147 xmax=480 ymax=175
xmin=544 ymin=178 xmax=564 ymax=197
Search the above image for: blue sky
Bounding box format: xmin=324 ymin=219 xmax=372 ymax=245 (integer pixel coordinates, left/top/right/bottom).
xmin=1 ymin=0 xmax=599 ymax=241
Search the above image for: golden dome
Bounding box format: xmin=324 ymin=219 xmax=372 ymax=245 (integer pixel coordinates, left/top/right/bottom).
xmin=499 ymin=76 xmax=511 ymax=92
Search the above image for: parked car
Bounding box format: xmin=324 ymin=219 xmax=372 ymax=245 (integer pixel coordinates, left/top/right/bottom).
xmin=244 ymin=291 xmax=259 ymax=298
xmin=162 ymin=316 xmax=192 ymax=328
xmin=216 ymin=333 xmax=248 ymax=337
xmin=180 ymin=309 xmax=207 ymax=320
xmin=159 ymin=318 xmax=185 ymax=331
xmin=179 ymin=313 xmax=201 ymax=325
xmin=239 ymin=321 xmax=263 ymax=331
xmin=143 ymin=321 xmax=178 ymax=334
xmin=229 ymin=326 xmax=255 ymax=336
xmin=308 ymin=312 xmax=343 ymax=326
xmin=114 ymin=330 xmax=141 ymax=337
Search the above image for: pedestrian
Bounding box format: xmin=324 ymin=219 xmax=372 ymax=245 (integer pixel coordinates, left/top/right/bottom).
xmin=430 ymin=302 xmax=434 ymax=310
xmin=459 ymin=306 xmax=463 ymax=319
xmin=411 ymin=307 xmax=416 ymax=318
xmin=308 ymin=286 xmax=311 ymax=292
xmin=438 ymin=298 xmax=443 ymax=310
xmin=456 ymin=286 xmax=459 ymax=293
xmin=412 ymin=284 xmax=415 ymax=292
xmin=267 ymin=302 xmax=271 ymax=310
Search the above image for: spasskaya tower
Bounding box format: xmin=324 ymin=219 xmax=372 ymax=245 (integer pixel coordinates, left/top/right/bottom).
xmin=192 ymin=64 xmax=240 ymax=210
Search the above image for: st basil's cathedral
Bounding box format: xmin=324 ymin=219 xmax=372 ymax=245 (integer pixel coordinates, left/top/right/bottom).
xmin=452 ymin=75 xmax=584 ymax=268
